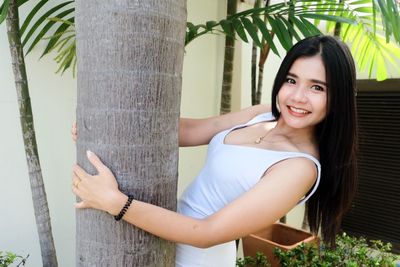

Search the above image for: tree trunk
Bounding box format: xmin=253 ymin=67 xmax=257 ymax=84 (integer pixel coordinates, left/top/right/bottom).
xmin=254 ymin=0 xmax=273 ymax=106
xmin=220 ymin=0 xmax=238 ymax=115
xmin=75 ymin=1 xmax=186 ymax=266
xmin=251 ymin=0 xmax=262 ymax=106
xmin=6 ymin=1 xmax=58 ymax=266
xmin=255 ymin=32 xmax=274 ymax=105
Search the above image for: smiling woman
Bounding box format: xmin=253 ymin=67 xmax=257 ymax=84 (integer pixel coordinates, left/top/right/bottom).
xmin=71 ymin=35 xmax=358 ymax=267
xmin=278 ymin=55 xmax=328 ymax=129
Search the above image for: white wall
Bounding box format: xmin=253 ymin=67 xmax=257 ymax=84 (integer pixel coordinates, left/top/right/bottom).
xmin=178 ymin=0 xmax=226 ymax=195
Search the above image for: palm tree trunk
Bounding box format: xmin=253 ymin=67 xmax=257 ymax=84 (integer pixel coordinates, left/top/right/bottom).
xmin=334 ymin=0 xmax=343 ymax=37
xmin=6 ymin=1 xmax=58 ymax=266
xmin=255 ymin=35 xmax=273 ymax=105
xmin=252 ymin=0 xmax=273 ymax=106
xmin=220 ymin=0 xmax=238 ymax=115
xmin=251 ymin=0 xmax=262 ymax=106
xmin=254 ymin=0 xmax=272 ymax=106
xmin=75 ymin=1 xmax=186 ymax=266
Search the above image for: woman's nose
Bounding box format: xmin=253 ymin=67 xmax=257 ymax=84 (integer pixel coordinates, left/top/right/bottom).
xmin=291 ymin=86 xmax=307 ymax=102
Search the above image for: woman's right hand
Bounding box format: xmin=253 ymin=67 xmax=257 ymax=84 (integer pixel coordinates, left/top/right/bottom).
xmin=71 ymin=121 xmax=77 ymax=142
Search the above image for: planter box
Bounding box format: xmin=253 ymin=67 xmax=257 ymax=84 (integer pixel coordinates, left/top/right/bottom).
xmin=242 ymin=222 xmax=319 ymax=267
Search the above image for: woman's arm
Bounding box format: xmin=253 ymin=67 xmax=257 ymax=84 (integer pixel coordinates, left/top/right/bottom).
xmin=73 ymin=150 xmax=317 ymax=248
xmin=179 ymin=104 xmax=270 ymax=147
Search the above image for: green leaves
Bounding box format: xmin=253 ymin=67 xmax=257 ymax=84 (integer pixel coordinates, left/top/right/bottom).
xmin=241 ymin=17 xmax=260 ymax=45
xmin=7 ymin=0 xmax=400 ymax=81
xmin=252 ymin=15 xmax=279 ymax=55
xmin=271 ymin=233 xmax=399 ymax=267
xmin=24 ymin=7 xmax=74 ymax=54
xmin=0 ymin=250 xmax=29 ymax=267
xmin=343 ymin=23 xmax=400 ymax=81
xmin=331 ymin=0 xmax=400 ymax=80
xmin=19 ymin=0 xmax=76 ymax=76
xmin=0 ymin=0 xmax=10 ymax=25
xmin=232 ymin=18 xmax=248 ymax=42
xmin=186 ymin=0 xmax=357 ymax=56
xmin=236 ymin=252 xmax=270 ymax=267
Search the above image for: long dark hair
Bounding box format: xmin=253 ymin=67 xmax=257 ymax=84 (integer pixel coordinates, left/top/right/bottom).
xmin=271 ymin=35 xmax=357 ymax=246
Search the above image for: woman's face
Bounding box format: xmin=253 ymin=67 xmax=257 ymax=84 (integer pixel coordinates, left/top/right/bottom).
xmin=277 ymin=55 xmax=328 ymax=130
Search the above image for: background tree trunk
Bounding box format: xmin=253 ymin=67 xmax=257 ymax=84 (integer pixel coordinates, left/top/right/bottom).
xmin=220 ymin=0 xmax=238 ymax=115
xmin=75 ymin=1 xmax=186 ymax=266
xmin=6 ymin=0 xmax=58 ymax=266
xmin=250 ymin=0 xmax=261 ymax=106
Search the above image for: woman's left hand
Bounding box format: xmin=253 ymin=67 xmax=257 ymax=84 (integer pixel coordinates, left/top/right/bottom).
xmin=72 ymin=151 xmax=124 ymax=215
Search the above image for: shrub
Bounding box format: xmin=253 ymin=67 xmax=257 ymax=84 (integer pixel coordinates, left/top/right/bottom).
xmin=236 ymin=252 xmax=270 ymax=267
xmin=237 ymin=233 xmax=400 ymax=267
xmin=0 ymin=251 xmax=28 ymax=267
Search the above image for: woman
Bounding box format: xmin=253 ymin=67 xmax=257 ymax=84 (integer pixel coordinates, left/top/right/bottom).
xmin=72 ymin=35 xmax=357 ymax=266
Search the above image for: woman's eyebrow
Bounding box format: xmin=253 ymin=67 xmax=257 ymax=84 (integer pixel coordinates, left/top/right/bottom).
xmin=287 ymin=72 xmax=327 ymax=86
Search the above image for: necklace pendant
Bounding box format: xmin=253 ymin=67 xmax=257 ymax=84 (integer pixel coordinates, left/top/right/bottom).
xmin=255 ymin=137 xmax=262 ymax=144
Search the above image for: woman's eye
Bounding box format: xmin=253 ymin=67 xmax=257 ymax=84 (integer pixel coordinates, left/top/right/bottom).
xmin=311 ymin=85 xmax=324 ymax=91
xmin=286 ymin=78 xmax=295 ymax=84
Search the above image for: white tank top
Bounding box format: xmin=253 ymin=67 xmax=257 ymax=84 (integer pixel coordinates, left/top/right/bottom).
xmin=178 ymin=112 xmax=321 ymax=219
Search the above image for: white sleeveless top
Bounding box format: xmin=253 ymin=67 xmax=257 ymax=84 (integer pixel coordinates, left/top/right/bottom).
xmin=178 ymin=112 xmax=321 ymax=220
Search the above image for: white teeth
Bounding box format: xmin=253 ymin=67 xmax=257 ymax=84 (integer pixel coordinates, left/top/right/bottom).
xmin=289 ymin=106 xmax=309 ymax=114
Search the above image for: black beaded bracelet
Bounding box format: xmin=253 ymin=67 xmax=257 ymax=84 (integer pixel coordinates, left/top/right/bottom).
xmin=114 ymin=195 xmax=134 ymax=221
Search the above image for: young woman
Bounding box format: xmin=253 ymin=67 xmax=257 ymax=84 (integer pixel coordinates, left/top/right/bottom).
xmin=72 ymin=35 xmax=357 ymax=266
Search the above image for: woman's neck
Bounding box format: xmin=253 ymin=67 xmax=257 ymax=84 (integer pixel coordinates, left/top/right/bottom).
xmin=272 ymin=117 xmax=317 ymax=150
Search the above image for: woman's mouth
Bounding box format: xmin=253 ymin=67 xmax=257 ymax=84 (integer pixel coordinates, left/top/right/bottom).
xmin=288 ymin=106 xmax=310 ymax=115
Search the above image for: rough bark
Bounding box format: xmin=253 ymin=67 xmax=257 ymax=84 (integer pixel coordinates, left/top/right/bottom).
xmin=6 ymin=1 xmax=58 ymax=266
xmin=220 ymin=0 xmax=238 ymax=115
xmin=75 ymin=1 xmax=186 ymax=266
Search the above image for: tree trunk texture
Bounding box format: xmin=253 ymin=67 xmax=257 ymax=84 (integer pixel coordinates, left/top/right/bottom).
xmin=251 ymin=0 xmax=262 ymax=106
xmin=6 ymin=1 xmax=58 ymax=266
xmin=255 ymin=32 xmax=274 ymax=105
xmin=220 ymin=0 xmax=238 ymax=115
xmin=75 ymin=1 xmax=186 ymax=266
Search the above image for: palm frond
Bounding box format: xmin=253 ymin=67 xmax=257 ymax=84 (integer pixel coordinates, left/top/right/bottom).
xmin=17 ymin=0 xmax=400 ymax=80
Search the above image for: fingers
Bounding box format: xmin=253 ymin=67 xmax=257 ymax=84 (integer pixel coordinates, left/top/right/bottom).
xmin=86 ymin=150 xmax=108 ymax=173
xmin=75 ymin=201 xmax=90 ymax=209
xmin=72 ymin=150 xmax=107 ymax=179
xmin=73 ymin=164 xmax=89 ymax=180
xmin=71 ymin=183 xmax=88 ymax=209
xmin=71 ymin=121 xmax=77 ymax=142
xmin=72 ymin=175 xmax=81 ymax=188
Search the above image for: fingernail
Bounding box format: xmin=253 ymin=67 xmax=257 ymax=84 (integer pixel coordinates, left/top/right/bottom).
xmin=87 ymin=150 xmax=93 ymax=157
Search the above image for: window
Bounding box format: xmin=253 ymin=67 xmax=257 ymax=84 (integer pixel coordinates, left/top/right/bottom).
xmin=342 ymin=79 xmax=400 ymax=253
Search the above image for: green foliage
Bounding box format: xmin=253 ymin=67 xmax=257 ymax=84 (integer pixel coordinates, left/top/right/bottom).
xmin=0 ymin=251 xmax=28 ymax=267
xmin=272 ymin=233 xmax=400 ymax=267
xmin=324 ymin=0 xmax=400 ymax=80
xmin=1 ymin=0 xmax=400 ymax=80
xmin=0 ymin=0 xmax=28 ymax=24
xmin=236 ymin=252 xmax=271 ymax=267
xmin=185 ymin=1 xmax=355 ymax=48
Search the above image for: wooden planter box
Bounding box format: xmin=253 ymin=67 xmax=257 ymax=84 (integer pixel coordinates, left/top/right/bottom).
xmin=242 ymin=222 xmax=319 ymax=267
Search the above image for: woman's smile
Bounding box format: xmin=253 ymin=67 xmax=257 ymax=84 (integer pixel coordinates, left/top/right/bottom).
xmin=287 ymin=106 xmax=311 ymax=116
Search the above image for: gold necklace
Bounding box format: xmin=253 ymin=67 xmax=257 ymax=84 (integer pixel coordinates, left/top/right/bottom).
xmin=255 ymin=131 xmax=270 ymax=144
